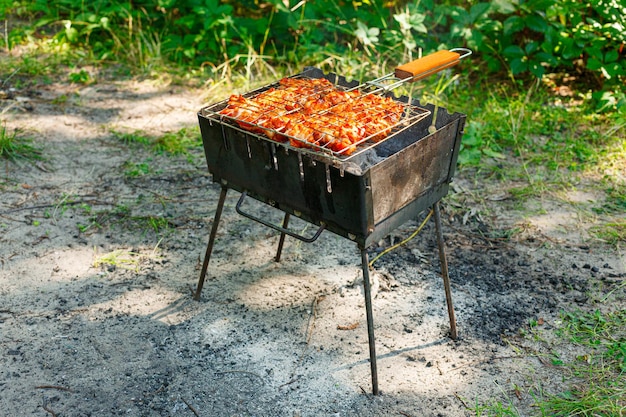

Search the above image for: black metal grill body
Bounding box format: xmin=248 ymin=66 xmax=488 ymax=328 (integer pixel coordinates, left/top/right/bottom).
xmin=198 ymin=68 xmax=465 ymax=247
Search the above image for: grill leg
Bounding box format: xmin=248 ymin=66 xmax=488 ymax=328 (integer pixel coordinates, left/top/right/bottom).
xmin=360 ymin=249 xmax=379 ymax=395
xmin=194 ymin=186 xmax=228 ymax=301
xmin=275 ymin=213 xmax=290 ymax=262
xmin=433 ymin=202 xmax=458 ymax=340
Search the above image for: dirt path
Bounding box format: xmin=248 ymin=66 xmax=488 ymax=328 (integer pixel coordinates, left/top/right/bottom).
xmin=1 ymin=79 xmax=624 ymax=416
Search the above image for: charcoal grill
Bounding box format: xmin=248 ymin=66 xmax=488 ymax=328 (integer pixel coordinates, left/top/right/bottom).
xmin=193 ymin=50 xmax=470 ymax=395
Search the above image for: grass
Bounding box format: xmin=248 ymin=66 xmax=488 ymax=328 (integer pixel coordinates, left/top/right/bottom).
xmin=589 ymin=220 xmax=626 ymax=246
xmin=443 ymin=74 xmax=625 ymax=188
xmin=79 ymin=203 xmax=172 ymax=236
xmin=595 ymin=181 xmax=626 ymax=215
xmin=93 ymin=242 xmax=162 ymax=272
xmin=474 ymin=399 xmax=521 ymax=417
xmin=123 ymin=160 xmax=153 ymax=178
xmin=0 ymin=122 xmax=42 ymax=162
xmin=93 ymin=248 xmax=145 ymax=272
xmin=112 ymin=126 xmax=201 ymax=156
xmin=476 ymin=309 xmax=626 ymax=416
xmin=543 ymin=310 xmax=626 ymax=416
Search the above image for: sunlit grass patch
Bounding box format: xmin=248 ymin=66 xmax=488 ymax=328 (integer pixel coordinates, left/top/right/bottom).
xmin=589 ymin=220 xmax=626 ymax=245
xmin=93 ymin=248 xmax=144 ymax=271
xmin=111 ymin=126 xmax=201 ymax=155
xmin=476 ymin=309 xmax=626 ymax=417
xmin=122 ymin=160 xmax=156 ymax=178
xmin=542 ymin=381 xmax=626 ymax=417
xmin=449 ymin=80 xmax=625 ymax=183
xmin=473 ymin=401 xmax=521 ymax=417
xmin=541 ymin=309 xmax=626 ymax=416
xmin=0 ymin=122 xmax=42 ymax=162
xmin=93 ymin=243 xmax=162 ymax=272
xmin=111 ymin=129 xmax=152 ymax=146
xmin=152 ymin=126 xmax=201 ymax=155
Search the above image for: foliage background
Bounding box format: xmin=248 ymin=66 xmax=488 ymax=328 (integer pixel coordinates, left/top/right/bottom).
xmin=2 ymin=0 xmax=624 ymax=96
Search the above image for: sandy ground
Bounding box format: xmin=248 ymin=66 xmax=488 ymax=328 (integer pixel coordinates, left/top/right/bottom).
xmin=0 ymin=77 xmax=624 ymax=417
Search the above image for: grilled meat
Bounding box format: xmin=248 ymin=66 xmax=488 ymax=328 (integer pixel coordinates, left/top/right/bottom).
xmin=219 ymin=77 xmax=405 ymax=154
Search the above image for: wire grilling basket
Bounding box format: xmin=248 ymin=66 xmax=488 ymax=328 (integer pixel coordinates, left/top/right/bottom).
xmin=202 ymin=48 xmax=471 ymax=163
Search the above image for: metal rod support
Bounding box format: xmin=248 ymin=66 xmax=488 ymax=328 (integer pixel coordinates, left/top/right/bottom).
xmin=275 ymin=213 xmax=290 ymax=262
xmin=433 ymin=202 xmax=457 ymax=340
xmin=236 ymin=192 xmax=325 ymax=243
xmin=360 ymin=249 xmax=379 ymax=395
xmin=194 ymin=186 xmax=228 ymax=301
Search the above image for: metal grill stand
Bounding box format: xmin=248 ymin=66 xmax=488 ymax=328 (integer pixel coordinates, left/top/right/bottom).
xmin=193 ymin=186 xmax=457 ymax=395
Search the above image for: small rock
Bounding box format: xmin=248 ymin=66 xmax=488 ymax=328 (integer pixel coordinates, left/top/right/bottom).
xmin=575 ymin=295 xmax=588 ymax=304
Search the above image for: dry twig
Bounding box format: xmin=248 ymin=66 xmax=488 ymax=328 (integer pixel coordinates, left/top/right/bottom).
xmin=454 ymin=392 xmax=470 ymax=409
xmin=278 ymin=376 xmax=300 ymax=389
xmin=42 ymin=402 xmax=57 ymax=417
xmin=180 ymin=397 xmax=200 ymax=417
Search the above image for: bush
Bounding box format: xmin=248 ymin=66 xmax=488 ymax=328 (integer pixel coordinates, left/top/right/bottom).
xmin=3 ymin=0 xmax=624 ymax=97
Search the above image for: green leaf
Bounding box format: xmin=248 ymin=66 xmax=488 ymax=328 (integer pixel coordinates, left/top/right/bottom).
xmin=529 ymin=61 xmax=545 ymax=78
xmin=491 ymin=0 xmax=516 ymax=14
xmin=354 ymin=21 xmax=379 ymax=46
xmin=528 ymin=0 xmax=557 ymax=10
xmin=536 ymin=51 xmax=558 ymax=66
xmin=525 ymin=42 xmax=539 ymax=55
xmin=393 ymin=11 xmax=427 ymax=34
xmin=486 ymin=57 xmax=502 ymax=72
xmin=605 ymin=49 xmax=619 ymax=63
xmin=483 ymin=148 xmax=506 ymax=159
xmin=63 ymin=21 xmax=78 ymax=42
xmin=413 ymin=23 xmax=427 ymax=34
xmin=469 ymin=3 xmax=491 ymax=22
xmin=587 ymin=57 xmax=603 ymax=71
xmin=602 ymin=63 xmax=621 ymax=79
xmin=204 ymin=0 xmax=233 ymax=16
xmin=587 ymin=46 xmax=603 ymax=61
xmin=403 ymin=38 xmax=417 ymax=51
xmin=462 ymin=122 xmax=484 ymax=146
xmin=503 ymin=16 xmax=525 ymax=36
xmin=559 ymin=37 xmax=579 ymax=60
xmin=510 ymin=57 xmax=528 ymax=74
xmin=525 ymin=14 xmax=548 ymax=32
xmin=504 ymin=45 xmax=525 ymax=59
xmin=458 ymin=147 xmax=482 ymax=166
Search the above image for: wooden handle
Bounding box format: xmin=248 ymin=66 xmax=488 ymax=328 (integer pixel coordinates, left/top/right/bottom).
xmin=395 ymin=50 xmax=461 ymax=81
